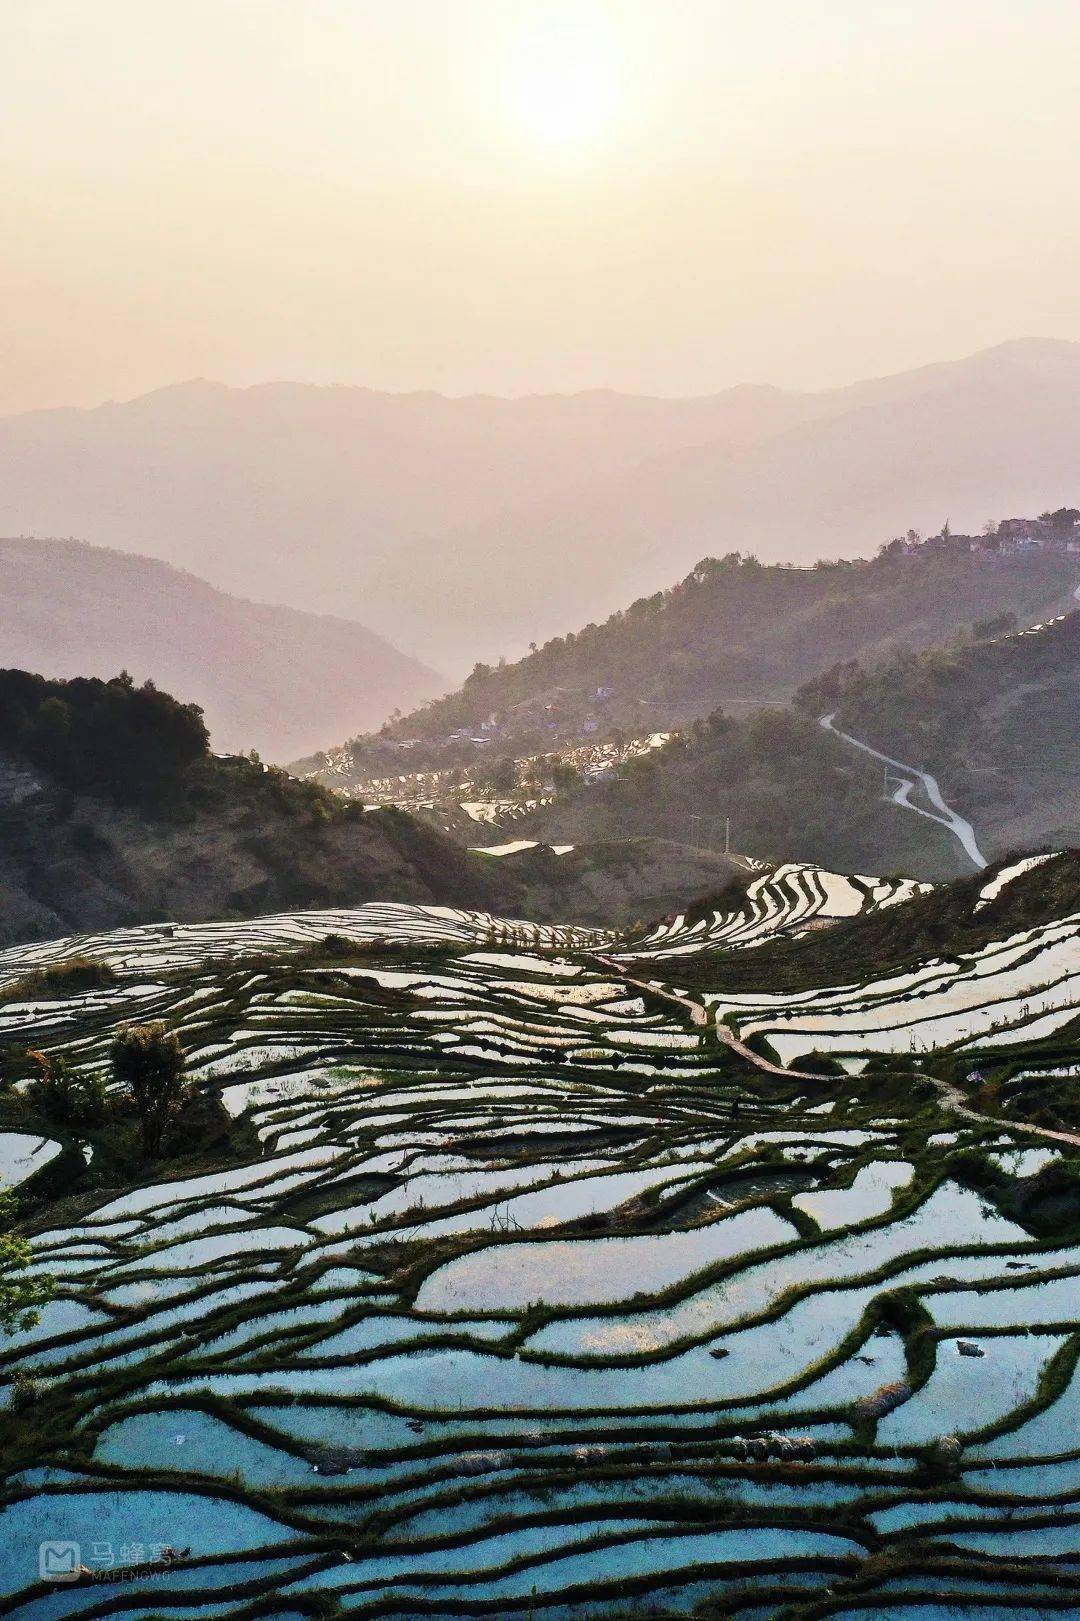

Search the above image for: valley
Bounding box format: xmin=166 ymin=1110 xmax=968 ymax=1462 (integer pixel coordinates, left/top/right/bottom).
xmin=9 ymin=11 xmax=1080 ymax=1615
xmin=299 ymin=538 xmax=1079 ymax=885
xmin=300 ymin=540 xmax=1078 ymax=779
xmin=0 ymin=605 xmax=1075 ymax=1621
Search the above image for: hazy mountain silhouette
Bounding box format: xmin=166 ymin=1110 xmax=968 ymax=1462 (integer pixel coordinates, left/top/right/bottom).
xmin=0 ymin=537 xmax=441 ymax=760
xmin=3 ymin=339 xmax=1080 ymax=671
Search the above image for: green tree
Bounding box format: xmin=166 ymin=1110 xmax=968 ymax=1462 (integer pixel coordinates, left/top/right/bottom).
xmin=34 ymin=696 xmax=72 ymax=757
xmin=0 ymin=1191 xmax=51 ymax=1335
xmin=28 ymin=1050 xmax=107 ymax=1127
xmin=111 ymin=1023 xmax=187 ymax=1157
xmin=0 ymin=668 xmax=208 ymax=805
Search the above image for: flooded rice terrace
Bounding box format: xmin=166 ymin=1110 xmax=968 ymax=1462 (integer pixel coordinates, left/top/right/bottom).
xmin=0 ymin=895 xmax=1075 ymax=1618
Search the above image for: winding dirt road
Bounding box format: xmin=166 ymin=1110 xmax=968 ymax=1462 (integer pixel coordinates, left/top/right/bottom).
xmin=929 ymin=1073 xmax=1080 ymax=1149
xmin=819 ymin=711 xmax=987 ymax=869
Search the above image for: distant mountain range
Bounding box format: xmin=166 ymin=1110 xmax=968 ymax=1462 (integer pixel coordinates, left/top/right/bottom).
xmin=5 ymin=338 xmax=1080 ymax=670
xmin=0 ymin=536 xmax=441 ymax=760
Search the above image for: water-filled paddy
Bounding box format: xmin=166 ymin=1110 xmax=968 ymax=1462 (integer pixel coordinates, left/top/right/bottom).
xmin=876 ymin=1333 xmax=1069 ymax=1446
xmin=414 ymin=1205 xmax=795 ymax=1312
xmin=0 ymin=895 xmax=1076 ymax=1616
xmin=0 ymin=1131 xmax=63 ymax=1189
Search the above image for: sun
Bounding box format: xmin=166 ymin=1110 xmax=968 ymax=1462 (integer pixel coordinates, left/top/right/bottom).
xmin=506 ymin=19 xmax=621 ymax=151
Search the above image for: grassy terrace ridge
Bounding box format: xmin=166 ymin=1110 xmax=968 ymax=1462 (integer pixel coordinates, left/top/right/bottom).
xmin=0 ymin=882 xmax=1075 ymax=1616
xmin=629 ymin=853 xmax=1080 ymax=1137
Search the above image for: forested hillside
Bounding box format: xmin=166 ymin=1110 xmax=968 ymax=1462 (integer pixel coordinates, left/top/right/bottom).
xmin=524 ymin=706 xmax=954 ymax=877
xmin=800 ymin=609 xmax=1080 ymax=857
xmin=0 ymin=669 xmax=750 ymax=940
xmin=303 ymin=543 xmax=1077 ymax=786
xmin=524 ymin=614 xmax=1080 ymax=879
xmin=0 ymin=671 xmax=516 ymax=943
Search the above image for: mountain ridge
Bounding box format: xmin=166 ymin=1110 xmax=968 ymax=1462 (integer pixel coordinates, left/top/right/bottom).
xmin=7 ymin=338 xmax=1080 ymax=669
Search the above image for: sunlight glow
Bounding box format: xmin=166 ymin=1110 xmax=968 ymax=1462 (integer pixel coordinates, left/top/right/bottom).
xmin=506 ymin=17 xmax=622 ymax=151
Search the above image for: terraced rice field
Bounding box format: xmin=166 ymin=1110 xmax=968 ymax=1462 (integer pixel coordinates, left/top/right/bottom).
xmin=0 ymin=898 xmax=1076 ymax=1617
xmin=624 ymin=863 xmax=930 ymax=958
xmin=706 ymin=910 xmax=1080 ymax=1064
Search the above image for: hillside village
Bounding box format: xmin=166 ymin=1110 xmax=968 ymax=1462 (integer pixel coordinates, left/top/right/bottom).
xmin=890 ymin=507 xmax=1080 ymax=558
xmin=309 ymin=732 xmax=674 ymax=839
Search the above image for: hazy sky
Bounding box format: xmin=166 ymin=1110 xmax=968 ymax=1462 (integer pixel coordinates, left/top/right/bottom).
xmin=5 ymin=0 xmax=1080 ymax=413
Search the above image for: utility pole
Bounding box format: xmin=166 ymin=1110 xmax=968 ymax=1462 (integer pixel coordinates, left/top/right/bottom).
xmin=725 ymin=816 xmax=730 ymax=855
